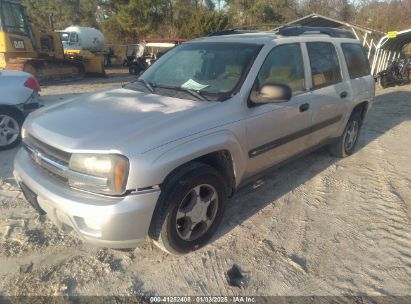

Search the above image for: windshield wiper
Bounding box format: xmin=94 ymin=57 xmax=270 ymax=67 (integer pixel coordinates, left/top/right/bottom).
xmin=180 ymin=88 xmax=209 ymax=102
xmin=137 ymin=79 xmax=154 ymax=93
xmin=154 ymin=85 xmax=209 ymax=101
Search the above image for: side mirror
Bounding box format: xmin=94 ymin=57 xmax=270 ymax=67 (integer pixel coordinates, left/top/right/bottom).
xmin=250 ymin=84 xmax=292 ymax=105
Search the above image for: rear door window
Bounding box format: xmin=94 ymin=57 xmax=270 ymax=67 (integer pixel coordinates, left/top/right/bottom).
xmin=307 ymin=42 xmax=342 ymax=89
xmin=341 ymin=43 xmax=371 ymax=79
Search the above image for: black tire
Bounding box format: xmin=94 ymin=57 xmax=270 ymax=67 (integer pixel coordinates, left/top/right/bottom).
xmin=329 ymin=111 xmax=362 ymax=158
xmin=148 ymin=162 xmax=227 ymax=255
xmin=0 ymin=108 xmax=23 ymax=151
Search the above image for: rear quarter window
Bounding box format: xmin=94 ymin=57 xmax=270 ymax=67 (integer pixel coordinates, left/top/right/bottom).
xmin=341 ymin=43 xmax=371 ymax=79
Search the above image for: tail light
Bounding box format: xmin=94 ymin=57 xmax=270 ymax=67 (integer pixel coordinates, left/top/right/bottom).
xmin=24 ymin=77 xmax=41 ymax=92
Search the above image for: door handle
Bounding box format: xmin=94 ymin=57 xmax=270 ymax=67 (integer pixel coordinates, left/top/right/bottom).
xmin=340 ymin=91 xmax=348 ymax=98
xmin=299 ymin=103 xmax=310 ymax=112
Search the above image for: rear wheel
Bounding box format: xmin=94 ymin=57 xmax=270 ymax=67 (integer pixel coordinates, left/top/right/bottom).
xmin=149 ymin=162 xmax=227 ymax=255
xmin=329 ymin=111 xmax=362 ymax=158
xmin=0 ymin=109 xmax=23 ymax=151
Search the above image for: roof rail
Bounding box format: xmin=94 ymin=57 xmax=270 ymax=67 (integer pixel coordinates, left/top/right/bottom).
xmin=277 ymin=26 xmax=356 ymax=39
xmin=207 ymin=29 xmax=259 ymax=37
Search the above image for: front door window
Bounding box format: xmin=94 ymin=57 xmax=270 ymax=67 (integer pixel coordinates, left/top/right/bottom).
xmin=256 ymin=43 xmax=306 ymax=95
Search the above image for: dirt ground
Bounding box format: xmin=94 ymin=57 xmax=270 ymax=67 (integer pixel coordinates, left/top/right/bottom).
xmin=0 ymin=72 xmax=410 ymax=297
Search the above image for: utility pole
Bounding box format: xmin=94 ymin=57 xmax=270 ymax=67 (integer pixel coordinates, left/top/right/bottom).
xmin=49 ymin=14 xmax=54 ymax=30
xmin=73 ymin=0 xmax=81 ymax=25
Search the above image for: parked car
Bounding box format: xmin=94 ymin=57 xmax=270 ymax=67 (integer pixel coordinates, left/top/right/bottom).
xmin=0 ymin=70 xmax=41 ymax=150
xmin=14 ymin=27 xmax=375 ymax=255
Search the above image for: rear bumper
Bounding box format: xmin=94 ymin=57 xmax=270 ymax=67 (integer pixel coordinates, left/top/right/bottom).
xmin=14 ymin=148 xmax=160 ymax=249
xmin=16 ymin=92 xmax=42 ymax=116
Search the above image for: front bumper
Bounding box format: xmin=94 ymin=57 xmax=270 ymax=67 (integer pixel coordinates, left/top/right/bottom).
xmin=14 ymin=148 xmax=161 ymax=249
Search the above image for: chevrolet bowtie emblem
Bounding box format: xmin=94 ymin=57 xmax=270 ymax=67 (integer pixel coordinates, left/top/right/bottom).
xmin=33 ymin=150 xmax=42 ymax=165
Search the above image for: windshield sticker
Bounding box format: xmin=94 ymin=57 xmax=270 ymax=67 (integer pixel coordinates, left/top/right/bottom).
xmin=181 ymin=79 xmax=209 ymax=91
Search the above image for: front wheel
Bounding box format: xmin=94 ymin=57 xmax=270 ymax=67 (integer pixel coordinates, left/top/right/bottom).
xmin=329 ymin=111 xmax=362 ymax=158
xmin=0 ymin=109 xmax=23 ymax=151
xmin=149 ymin=163 xmax=227 ymax=255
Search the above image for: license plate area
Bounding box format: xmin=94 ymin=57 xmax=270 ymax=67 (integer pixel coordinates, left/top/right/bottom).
xmin=19 ymin=182 xmax=46 ymax=215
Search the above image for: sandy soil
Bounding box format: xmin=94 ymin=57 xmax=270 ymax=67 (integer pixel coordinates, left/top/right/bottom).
xmin=0 ymin=74 xmax=410 ymax=297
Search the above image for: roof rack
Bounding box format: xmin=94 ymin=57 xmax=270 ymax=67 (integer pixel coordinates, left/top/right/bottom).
xmin=277 ymin=26 xmax=356 ymax=39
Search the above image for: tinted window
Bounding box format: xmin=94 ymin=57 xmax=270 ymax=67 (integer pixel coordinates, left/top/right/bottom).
xmin=341 ymin=43 xmax=370 ymax=79
xmin=257 ymin=43 xmax=305 ymax=94
xmin=307 ymin=42 xmax=342 ymax=89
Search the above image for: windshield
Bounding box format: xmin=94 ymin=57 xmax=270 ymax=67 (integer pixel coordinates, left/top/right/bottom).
xmin=59 ymin=32 xmax=69 ymax=42
xmin=0 ymin=2 xmax=28 ymax=35
xmin=130 ymin=42 xmax=262 ymax=101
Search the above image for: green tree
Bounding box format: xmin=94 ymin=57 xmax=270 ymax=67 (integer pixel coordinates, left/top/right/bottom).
xmin=178 ymin=9 xmax=230 ymax=38
xmin=22 ymin=0 xmax=101 ymax=29
xmin=226 ymin=0 xmax=298 ymax=28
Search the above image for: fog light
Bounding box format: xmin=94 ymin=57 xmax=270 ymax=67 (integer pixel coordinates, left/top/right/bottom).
xmin=84 ymin=217 xmax=107 ymax=231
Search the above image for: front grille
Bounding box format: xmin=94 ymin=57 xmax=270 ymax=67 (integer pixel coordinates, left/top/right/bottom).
xmin=24 ymin=134 xmax=71 ymax=165
xmin=23 ymin=134 xmax=71 ymax=184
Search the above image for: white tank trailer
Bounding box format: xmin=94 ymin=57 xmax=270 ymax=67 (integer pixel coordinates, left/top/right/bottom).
xmin=62 ymin=26 xmax=105 ymax=53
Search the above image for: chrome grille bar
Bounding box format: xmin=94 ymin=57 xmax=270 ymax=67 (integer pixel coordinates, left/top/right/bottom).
xmin=24 ymin=134 xmax=71 ymax=165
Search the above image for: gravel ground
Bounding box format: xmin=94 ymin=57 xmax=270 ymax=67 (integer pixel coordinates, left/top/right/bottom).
xmin=0 ymin=74 xmax=410 ymax=297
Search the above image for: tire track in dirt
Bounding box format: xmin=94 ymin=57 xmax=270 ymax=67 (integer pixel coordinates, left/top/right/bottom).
xmin=313 ymin=95 xmax=411 ymax=295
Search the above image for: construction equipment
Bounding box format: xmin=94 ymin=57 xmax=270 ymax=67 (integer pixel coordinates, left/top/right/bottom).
xmin=57 ymin=26 xmax=106 ymax=76
xmin=0 ymin=0 xmax=105 ymax=82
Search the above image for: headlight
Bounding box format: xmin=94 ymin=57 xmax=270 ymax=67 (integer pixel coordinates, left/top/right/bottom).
xmin=69 ymin=154 xmax=129 ymax=195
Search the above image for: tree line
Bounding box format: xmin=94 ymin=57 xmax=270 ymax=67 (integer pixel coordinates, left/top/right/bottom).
xmin=20 ymin=0 xmax=411 ymax=43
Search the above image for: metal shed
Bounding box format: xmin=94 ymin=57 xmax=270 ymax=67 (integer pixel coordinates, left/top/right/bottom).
xmin=280 ymin=14 xmax=411 ymax=75
xmin=372 ymin=29 xmax=411 ymax=74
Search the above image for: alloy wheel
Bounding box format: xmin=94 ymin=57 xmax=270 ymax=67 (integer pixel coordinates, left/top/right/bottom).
xmin=344 ymin=120 xmax=359 ymax=152
xmin=0 ymin=114 xmax=20 ymax=147
xmin=175 ymin=184 xmax=219 ymax=242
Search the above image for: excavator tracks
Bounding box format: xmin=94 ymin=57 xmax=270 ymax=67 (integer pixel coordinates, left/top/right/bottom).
xmin=5 ymin=58 xmax=85 ymax=84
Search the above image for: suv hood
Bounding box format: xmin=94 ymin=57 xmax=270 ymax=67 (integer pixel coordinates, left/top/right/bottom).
xmin=25 ymin=88 xmax=220 ymax=154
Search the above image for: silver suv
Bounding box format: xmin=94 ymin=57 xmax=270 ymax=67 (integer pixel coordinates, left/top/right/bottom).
xmin=14 ymin=27 xmax=375 ymax=255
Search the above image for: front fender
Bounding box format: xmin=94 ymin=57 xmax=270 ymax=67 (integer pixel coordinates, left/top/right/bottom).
xmin=127 ymin=130 xmax=247 ymax=190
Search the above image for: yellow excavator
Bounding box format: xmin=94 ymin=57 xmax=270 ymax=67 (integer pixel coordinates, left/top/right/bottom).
xmin=0 ymin=0 xmax=105 ymax=82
